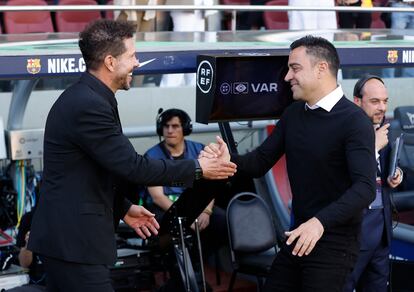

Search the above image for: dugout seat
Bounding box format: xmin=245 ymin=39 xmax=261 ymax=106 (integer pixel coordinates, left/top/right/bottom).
xmin=55 ymin=0 xmax=102 ymax=32
xmin=4 ymin=0 xmax=54 ymax=34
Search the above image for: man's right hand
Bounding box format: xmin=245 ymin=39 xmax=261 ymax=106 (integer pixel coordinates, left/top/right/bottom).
xmin=197 ymin=136 xmax=236 ymax=180
xmin=375 ymin=123 xmax=389 ymax=152
xmin=198 ymin=156 xmax=236 ymax=180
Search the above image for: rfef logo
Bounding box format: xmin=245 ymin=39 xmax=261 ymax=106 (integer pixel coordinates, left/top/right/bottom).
xmin=197 ymin=60 xmax=214 ymax=94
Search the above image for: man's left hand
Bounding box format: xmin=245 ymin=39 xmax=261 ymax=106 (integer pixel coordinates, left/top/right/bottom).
xmin=195 ymin=212 xmax=210 ymax=231
xmin=285 ymin=217 xmax=324 ymax=257
xmin=124 ymin=205 xmax=160 ymax=239
xmin=388 ymin=167 xmax=403 ymax=188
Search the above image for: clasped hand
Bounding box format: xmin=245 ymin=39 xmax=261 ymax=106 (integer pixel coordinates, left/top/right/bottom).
xmin=197 ymin=136 xmax=237 ymax=179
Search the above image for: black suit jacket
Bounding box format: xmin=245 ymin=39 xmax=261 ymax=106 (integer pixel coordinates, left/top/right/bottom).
xmin=28 ymin=72 xmax=195 ymax=265
xmin=359 ymin=144 xmax=392 ymax=250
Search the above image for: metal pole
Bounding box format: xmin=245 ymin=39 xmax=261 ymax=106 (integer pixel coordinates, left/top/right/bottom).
xmin=194 ymin=218 xmax=207 ymax=292
xmin=231 ymin=10 xmax=236 ymax=32
xmin=178 ymin=217 xmax=190 ymax=291
xmin=219 ymin=122 xmax=238 ymax=154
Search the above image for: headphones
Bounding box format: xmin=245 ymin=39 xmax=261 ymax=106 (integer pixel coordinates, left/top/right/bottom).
xmin=353 ymin=74 xmax=384 ymax=99
xmin=156 ymin=108 xmax=193 ymax=136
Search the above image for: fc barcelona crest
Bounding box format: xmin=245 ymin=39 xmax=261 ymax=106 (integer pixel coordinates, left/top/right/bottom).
xmin=387 ymin=50 xmax=398 ymax=64
xmin=27 ymin=58 xmax=41 ymax=74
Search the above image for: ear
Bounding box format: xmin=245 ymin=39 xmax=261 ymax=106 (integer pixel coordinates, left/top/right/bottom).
xmin=354 ymin=96 xmax=362 ymax=106
xmin=317 ymin=61 xmax=329 ymax=77
xmin=103 ymin=55 xmax=116 ymax=72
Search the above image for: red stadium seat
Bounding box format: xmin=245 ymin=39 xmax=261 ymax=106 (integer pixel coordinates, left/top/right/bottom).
xmin=371 ymin=0 xmax=386 ymax=29
xmin=371 ymin=12 xmax=386 ymax=29
xmin=55 ymin=0 xmax=102 ymax=32
xmin=105 ymin=0 xmax=114 ymax=19
xmin=4 ymin=0 xmax=54 ymax=34
xmin=263 ymin=0 xmax=289 ymax=30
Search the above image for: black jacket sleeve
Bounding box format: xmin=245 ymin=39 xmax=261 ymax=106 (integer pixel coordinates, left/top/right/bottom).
xmin=315 ymin=111 xmax=376 ymax=229
xmin=71 ymin=96 xmax=195 ymax=188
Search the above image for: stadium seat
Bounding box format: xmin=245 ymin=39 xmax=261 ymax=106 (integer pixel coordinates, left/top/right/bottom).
xmin=371 ymin=12 xmax=386 ymax=29
xmin=4 ymin=0 xmax=54 ymax=34
xmin=388 ymin=106 xmax=414 ymax=213
xmin=263 ymin=0 xmax=289 ymax=30
xmin=55 ymin=0 xmax=102 ymax=32
xmin=226 ymin=192 xmax=278 ymax=292
xmin=372 ymin=0 xmax=388 ymax=28
xmin=105 ymin=0 xmax=114 ymax=19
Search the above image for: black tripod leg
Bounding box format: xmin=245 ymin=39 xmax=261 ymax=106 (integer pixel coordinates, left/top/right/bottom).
xmin=175 ymin=217 xmax=199 ymax=292
xmin=195 ymin=218 xmax=207 ymax=292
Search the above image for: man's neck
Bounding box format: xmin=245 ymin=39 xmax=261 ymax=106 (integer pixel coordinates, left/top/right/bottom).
xmin=164 ymin=141 xmax=185 ymax=158
xmin=306 ymin=83 xmax=338 ymax=106
xmin=88 ymin=69 xmax=116 ymax=93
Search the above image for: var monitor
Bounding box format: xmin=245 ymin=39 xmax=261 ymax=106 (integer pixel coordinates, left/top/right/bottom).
xmin=196 ymin=53 xmax=293 ymax=124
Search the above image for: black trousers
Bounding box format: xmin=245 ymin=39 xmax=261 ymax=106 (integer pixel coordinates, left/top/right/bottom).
xmin=263 ymin=239 xmax=358 ymax=292
xmin=43 ymin=256 xmax=113 ymax=292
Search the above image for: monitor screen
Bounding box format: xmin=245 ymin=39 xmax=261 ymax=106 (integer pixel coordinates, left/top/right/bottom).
xmin=196 ymin=53 xmax=293 ymax=124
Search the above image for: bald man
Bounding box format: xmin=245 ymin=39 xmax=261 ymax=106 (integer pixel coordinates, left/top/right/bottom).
xmin=344 ymin=75 xmax=403 ymax=292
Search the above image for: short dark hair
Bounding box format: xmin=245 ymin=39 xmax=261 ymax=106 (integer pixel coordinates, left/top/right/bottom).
xmin=156 ymin=108 xmax=193 ymax=136
xmin=79 ymin=19 xmax=135 ymax=71
xmin=290 ymin=35 xmax=340 ymax=78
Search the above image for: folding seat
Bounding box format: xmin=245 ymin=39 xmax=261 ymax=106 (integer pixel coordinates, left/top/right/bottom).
xmin=4 ymin=0 xmax=54 ymax=34
xmin=388 ymin=106 xmax=414 ymax=212
xmin=263 ymin=0 xmax=288 ymax=30
xmin=226 ymin=192 xmax=278 ymax=292
xmin=55 ymin=0 xmax=102 ymax=32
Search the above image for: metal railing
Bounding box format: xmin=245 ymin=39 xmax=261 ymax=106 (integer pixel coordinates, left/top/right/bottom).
xmin=0 ymin=5 xmax=413 ymax=31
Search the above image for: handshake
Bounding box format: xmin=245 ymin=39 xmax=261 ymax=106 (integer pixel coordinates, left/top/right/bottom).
xmin=197 ymin=136 xmax=237 ymax=180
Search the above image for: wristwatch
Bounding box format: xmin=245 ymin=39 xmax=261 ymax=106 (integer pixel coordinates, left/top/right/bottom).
xmin=194 ymin=159 xmax=203 ymax=180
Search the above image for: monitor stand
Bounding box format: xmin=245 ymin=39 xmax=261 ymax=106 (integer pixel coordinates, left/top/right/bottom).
xmin=158 ymin=179 xmax=227 ymax=292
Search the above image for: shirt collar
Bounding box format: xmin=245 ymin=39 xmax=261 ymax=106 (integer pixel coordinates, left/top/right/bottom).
xmin=305 ymin=85 xmax=343 ymax=112
xmin=80 ymin=71 xmax=117 ymax=109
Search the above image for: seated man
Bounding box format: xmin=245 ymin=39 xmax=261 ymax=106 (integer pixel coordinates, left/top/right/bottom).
xmin=8 ymin=209 xmax=46 ymax=292
xmin=144 ymin=108 xmax=227 ymax=253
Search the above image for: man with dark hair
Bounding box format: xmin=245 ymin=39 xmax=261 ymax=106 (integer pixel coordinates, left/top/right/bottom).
xmin=146 ymin=108 xmax=207 ymax=220
xmin=202 ymin=35 xmax=376 ymax=291
xmin=146 ymin=108 xmax=226 ymax=238
xmin=27 ymin=19 xmax=236 ymax=292
xmin=343 ymin=75 xmax=403 ymax=292
xmin=145 ymin=108 xmax=227 ymax=290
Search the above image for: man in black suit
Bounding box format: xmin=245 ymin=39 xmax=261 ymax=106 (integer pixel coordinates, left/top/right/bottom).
xmin=27 ymin=19 xmax=236 ymax=292
xmin=343 ymin=75 xmax=403 ymax=292
xmin=201 ymin=35 xmax=377 ymax=291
